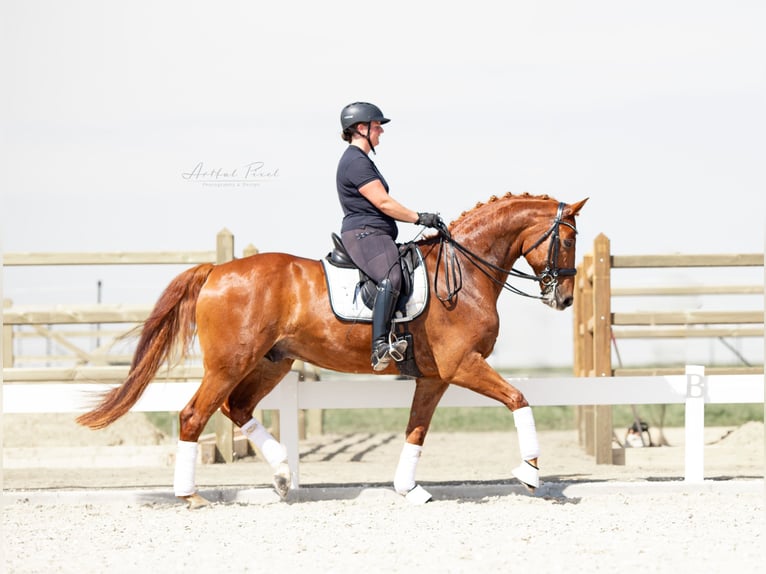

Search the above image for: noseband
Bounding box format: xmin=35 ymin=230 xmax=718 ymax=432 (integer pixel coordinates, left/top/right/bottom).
xmin=433 ymin=202 xmax=578 ymax=303
xmin=520 ymin=202 xmax=578 ymax=297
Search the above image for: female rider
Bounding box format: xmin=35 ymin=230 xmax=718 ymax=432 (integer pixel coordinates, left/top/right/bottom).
xmin=336 ymin=102 xmax=441 ymax=371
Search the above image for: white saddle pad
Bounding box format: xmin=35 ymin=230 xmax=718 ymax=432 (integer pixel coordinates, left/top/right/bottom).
xmin=320 ymin=249 xmax=429 ymax=323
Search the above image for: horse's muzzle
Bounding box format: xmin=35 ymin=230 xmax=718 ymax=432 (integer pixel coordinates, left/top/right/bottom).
xmin=541 ymin=284 xmax=574 ymax=310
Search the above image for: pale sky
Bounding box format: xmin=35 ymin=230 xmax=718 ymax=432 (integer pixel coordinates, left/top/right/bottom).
xmin=2 ymin=1 xmax=764 ymax=368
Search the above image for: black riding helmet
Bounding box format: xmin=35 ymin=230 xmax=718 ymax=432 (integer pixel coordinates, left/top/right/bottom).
xmin=340 ymin=102 xmax=390 ymax=154
xmin=340 ymin=102 xmax=390 ymax=130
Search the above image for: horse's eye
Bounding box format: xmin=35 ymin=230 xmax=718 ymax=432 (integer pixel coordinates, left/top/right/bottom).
xmin=563 ymin=238 xmax=574 ymax=248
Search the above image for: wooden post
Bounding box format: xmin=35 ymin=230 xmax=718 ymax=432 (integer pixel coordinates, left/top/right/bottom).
xmin=214 ymin=229 xmax=235 ymax=463
xmin=579 ymin=255 xmax=595 ymax=379
xmin=270 ymin=410 xmax=281 ymax=442
xmin=573 ymin=258 xmax=584 ymax=446
xmin=216 ymin=228 xmax=235 ymax=263
xmin=3 ymin=299 xmax=14 ymax=368
xmin=572 ymin=263 xmax=590 ymax=362
xmin=293 ymin=360 xmax=323 ymax=438
xmin=242 ymin=243 xmax=259 ymax=258
xmin=574 ymin=255 xmax=594 ymax=449
xmin=592 ymin=234 xmax=614 ymax=464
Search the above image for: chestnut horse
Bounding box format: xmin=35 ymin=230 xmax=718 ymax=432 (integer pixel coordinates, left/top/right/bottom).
xmin=78 ymin=193 xmax=587 ymax=507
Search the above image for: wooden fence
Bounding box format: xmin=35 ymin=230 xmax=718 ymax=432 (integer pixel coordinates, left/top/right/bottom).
xmin=3 ymin=229 xmax=245 ymax=367
xmin=573 ymin=233 xmax=764 ymax=463
xmin=2 ymin=229 xmax=262 ymax=462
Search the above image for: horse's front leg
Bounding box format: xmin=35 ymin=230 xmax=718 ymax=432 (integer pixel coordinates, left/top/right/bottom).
xmin=394 ymin=378 xmax=449 ymax=504
xmin=446 ymin=353 xmax=540 ymax=492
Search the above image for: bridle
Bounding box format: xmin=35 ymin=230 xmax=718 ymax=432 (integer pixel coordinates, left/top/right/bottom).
xmin=432 ymin=202 xmax=578 ymax=304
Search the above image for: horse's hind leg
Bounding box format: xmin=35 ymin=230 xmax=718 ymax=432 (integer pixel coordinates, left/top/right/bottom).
xmin=173 ymin=358 xmax=294 ymax=507
xmin=220 ymin=358 xmax=295 ymax=499
xmin=173 ymin=368 xmax=244 ymax=507
xmin=394 ymin=378 xmax=449 ymax=504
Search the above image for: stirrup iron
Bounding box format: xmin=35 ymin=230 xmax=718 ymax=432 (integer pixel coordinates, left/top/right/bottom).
xmin=372 ymin=342 xmax=392 ymax=371
xmin=387 ymin=332 xmax=408 ymax=362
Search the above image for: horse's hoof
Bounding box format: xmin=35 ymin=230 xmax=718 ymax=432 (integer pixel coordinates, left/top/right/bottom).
xmin=401 ymin=484 xmax=432 ymax=505
xmin=272 ymin=462 xmax=292 ymax=499
xmin=518 ymin=482 xmax=536 ymax=494
xmin=179 ymin=492 xmax=211 ymax=510
xmin=512 ymin=461 xmax=540 ymax=493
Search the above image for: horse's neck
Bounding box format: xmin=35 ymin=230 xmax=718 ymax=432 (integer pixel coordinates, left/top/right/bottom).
xmin=451 ymin=203 xmax=530 ymax=273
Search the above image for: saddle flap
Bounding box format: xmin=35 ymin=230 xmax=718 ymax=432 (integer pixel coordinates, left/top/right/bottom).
xmin=397 ymin=242 xmax=420 ymax=299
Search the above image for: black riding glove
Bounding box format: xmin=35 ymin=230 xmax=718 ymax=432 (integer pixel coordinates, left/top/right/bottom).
xmin=417 ymin=212 xmax=442 ymax=228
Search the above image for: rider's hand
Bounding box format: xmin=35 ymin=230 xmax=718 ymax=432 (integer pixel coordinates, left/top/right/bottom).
xmin=417 ymin=212 xmax=442 ymax=229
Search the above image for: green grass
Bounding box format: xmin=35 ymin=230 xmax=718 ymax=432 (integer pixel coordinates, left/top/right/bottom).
xmin=146 ymin=403 xmax=763 ymax=437
xmin=318 ymin=404 xmax=763 ymax=434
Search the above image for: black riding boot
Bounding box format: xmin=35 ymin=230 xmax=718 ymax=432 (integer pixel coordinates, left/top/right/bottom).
xmin=371 ymin=279 xmax=408 ymax=371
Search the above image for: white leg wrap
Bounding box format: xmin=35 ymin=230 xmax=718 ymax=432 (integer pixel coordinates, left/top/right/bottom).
xmin=173 ymin=440 xmax=198 ymax=497
xmin=394 ymin=442 xmax=422 ymax=495
xmin=513 ymin=406 xmax=540 ymax=460
xmin=241 ymin=418 xmax=287 ymax=468
xmin=403 ymin=484 xmax=432 ymax=505
xmin=512 ymin=460 xmax=540 ymax=490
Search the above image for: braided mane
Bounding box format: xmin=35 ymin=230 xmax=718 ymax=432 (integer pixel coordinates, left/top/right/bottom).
xmin=449 ymin=192 xmax=553 ymax=228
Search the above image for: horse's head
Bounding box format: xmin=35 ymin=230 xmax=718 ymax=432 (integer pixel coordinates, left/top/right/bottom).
xmin=429 ymin=193 xmax=588 ymax=310
xmin=520 ymin=198 xmax=588 ymax=310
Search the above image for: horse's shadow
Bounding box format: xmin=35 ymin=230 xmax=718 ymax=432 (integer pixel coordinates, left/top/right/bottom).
xmin=265 ymin=480 xmax=585 ymax=506
xmin=132 ymin=479 xmax=587 ymax=508
xmin=136 ymin=472 xmax=749 ymax=508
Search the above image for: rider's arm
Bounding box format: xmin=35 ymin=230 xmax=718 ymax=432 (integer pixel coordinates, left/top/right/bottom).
xmin=358 ymin=179 xmax=419 ymax=224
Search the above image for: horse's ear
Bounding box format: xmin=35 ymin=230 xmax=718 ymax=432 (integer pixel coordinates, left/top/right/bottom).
xmin=566 ymin=198 xmax=588 ymax=217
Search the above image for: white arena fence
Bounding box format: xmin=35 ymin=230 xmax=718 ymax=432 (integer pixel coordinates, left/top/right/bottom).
xmin=3 ymin=365 xmax=762 ymax=488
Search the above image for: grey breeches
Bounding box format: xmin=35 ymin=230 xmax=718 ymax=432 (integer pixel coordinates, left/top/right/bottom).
xmin=341 ymin=228 xmax=403 ymax=295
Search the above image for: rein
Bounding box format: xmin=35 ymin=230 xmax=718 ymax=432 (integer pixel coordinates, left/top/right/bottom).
xmin=432 ymin=202 xmax=577 ymax=304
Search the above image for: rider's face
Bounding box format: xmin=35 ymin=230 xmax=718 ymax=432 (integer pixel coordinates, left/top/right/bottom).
xmin=363 ymin=121 xmax=384 ymax=147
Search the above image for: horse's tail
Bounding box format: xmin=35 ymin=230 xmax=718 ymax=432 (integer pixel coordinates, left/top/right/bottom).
xmin=76 ymin=263 xmax=215 ymax=429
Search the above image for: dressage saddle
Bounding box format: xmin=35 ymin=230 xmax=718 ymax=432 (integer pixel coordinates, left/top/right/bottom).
xmin=326 ymin=233 xmax=417 ymax=311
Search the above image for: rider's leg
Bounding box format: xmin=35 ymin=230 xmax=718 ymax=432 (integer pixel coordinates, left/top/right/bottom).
xmin=341 ymin=229 xmax=407 ymax=370
xmin=371 ymin=278 xmax=405 ymax=371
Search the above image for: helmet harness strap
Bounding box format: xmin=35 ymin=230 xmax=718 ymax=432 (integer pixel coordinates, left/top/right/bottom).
xmin=354 ymin=122 xmax=376 ymax=155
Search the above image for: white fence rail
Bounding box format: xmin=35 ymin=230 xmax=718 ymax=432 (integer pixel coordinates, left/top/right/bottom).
xmin=3 ymin=366 xmax=762 ymax=487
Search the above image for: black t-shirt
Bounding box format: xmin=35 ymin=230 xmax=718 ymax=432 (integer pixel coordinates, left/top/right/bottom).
xmin=336 ymin=145 xmax=397 ymax=237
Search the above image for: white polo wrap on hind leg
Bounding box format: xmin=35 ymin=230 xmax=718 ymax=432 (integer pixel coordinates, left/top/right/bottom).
xmin=173 ymin=440 xmax=198 ymax=497
xmin=513 ymin=406 xmax=539 ymax=460
xmin=241 ymin=418 xmax=288 ymax=468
